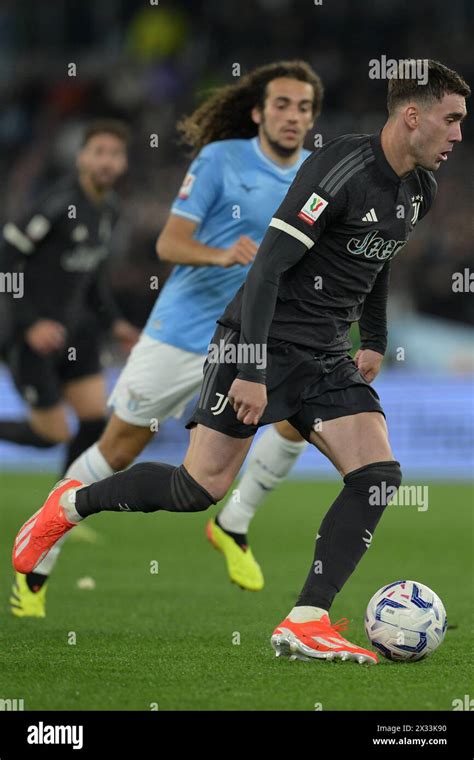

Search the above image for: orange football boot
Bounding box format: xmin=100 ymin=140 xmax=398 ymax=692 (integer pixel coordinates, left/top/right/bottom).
xmin=13 ymin=479 xmax=83 ymax=574
xmin=271 ymin=614 xmax=378 ymax=665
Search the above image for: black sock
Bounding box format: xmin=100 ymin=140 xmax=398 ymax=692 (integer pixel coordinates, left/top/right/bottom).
xmin=75 ymin=462 xmax=216 ymax=517
xmin=0 ymin=420 xmax=58 ymax=448
xmin=62 ymin=418 xmax=107 ymax=474
xmin=296 ymin=461 xmax=402 ymax=611
xmin=215 ymin=514 xmax=248 ymax=548
xmin=26 ymin=572 xmax=48 ymax=592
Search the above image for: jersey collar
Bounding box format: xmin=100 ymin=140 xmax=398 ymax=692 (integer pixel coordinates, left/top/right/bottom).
xmin=370 ymin=132 xmax=414 ymax=184
xmin=251 ymin=137 xmax=301 ymax=175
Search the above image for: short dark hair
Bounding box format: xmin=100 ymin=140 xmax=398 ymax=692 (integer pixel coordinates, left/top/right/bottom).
xmin=82 ymin=119 xmax=131 ymax=146
xmin=387 ymin=59 xmax=470 ymax=115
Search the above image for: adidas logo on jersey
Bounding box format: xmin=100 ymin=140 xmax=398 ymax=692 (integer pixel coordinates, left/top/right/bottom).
xmin=362 ymin=208 xmax=378 ymax=222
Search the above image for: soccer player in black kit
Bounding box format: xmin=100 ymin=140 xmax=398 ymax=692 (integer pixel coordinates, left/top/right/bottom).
xmin=0 ymin=120 xmax=138 ymax=466
xmin=3 ymin=120 xmax=138 ymax=616
xmin=14 ymin=61 xmax=469 ymax=664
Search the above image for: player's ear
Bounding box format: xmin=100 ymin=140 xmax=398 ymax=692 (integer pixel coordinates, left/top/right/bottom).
xmin=404 ymin=104 xmax=420 ymax=130
xmin=251 ymin=106 xmax=262 ymax=126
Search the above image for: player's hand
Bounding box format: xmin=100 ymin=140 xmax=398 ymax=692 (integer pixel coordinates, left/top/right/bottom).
xmin=354 ymin=349 xmax=384 ymax=383
xmin=227 ymin=378 xmax=267 ymax=425
xmin=220 ymin=236 xmax=258 ymax=268
xmin=24 ymin=319 xmax=66 ymax=355
xmin=112 ymin=319 xmax=140 ymax=354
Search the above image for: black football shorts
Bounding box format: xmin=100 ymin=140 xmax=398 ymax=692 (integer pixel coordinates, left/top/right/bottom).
xmin=7 ymin=322 xmax=102 ymax=409
xmin=186 ymin=324 xmax=384 ymax=441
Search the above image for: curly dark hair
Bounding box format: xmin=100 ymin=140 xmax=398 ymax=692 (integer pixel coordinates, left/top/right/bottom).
xmin=177 ymin=60 xmax=323 ymax=154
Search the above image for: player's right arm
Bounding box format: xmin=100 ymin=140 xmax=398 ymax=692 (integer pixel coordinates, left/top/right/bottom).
xmin=157 ymin=215 xmax=257 ymax=267
xmin=156 ymin=142 xmax=257 ymax=268
xmin=0 ymin=195 xmax=67 ymax=353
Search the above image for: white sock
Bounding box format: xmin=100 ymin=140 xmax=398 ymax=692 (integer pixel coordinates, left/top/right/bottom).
xmin=288 ymin=606 xmax=328 ymax=623
xmin=62 ymin=486 xmax=84 ymax=523
xmin=65 ymin=442 xmax=115 ymax=485
xmin=218 ymin=424 xmax=307 ymax=535
xmin=34 ymin=534 xmax=69 ymax=575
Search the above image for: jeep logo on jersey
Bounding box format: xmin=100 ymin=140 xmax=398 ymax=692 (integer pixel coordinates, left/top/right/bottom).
xmin=297 ymin=193 xmax=328 ymax=226
xmin=346 ymin=230 xmax=406 ymax=260
xmin=61 ymin=245 xmax=108 ymax=272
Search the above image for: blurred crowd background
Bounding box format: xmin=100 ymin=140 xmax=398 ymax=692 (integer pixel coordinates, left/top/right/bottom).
xmin=0 ymin=0 xmax=472 ymax=476
xmin=0 ymin=0 xmax=472 ymax=368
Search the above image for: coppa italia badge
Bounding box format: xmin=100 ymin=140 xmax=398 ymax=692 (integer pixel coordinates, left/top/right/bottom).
xmin=178 ymin=173 xmax=196 ymax=200
xmin=297 ymin=193 xmax=328 ymax=225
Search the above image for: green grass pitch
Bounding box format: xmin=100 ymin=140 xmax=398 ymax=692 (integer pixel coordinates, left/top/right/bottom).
xmin=0 ymin=473 xmax=472 ymax=711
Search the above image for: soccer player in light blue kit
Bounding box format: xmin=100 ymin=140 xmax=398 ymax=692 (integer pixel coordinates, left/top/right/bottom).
xmin=13 ymin=61 xmax=323 ymax=615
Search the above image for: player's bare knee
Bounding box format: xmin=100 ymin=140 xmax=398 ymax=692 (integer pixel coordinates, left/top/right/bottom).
xmin=205 ymin=476 xmax=233 ymax=503
xmin=274 ymin=419 xmax=304 ymax=442
xmin=184 ymin=467 xmax=232 ymax=504
xmin=170 ymin=465 xmax=217 ymax=512
xmin=31 ymin=420 xmax=70 ymax=445
xmin=98 ymin=442 xmax=134 ymax=472
xmin=43 ymin=429 xmax=71 ymax=445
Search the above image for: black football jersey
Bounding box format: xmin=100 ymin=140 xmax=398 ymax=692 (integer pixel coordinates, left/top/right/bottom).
xmin=1 ymin=176 xmax=121 ymax=334
xmin=219 ymin=132 xmax=437 ymax=380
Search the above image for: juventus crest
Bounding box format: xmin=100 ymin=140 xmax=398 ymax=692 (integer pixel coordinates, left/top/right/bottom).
xmin=411 ymin=195 xmax=423 ymax=226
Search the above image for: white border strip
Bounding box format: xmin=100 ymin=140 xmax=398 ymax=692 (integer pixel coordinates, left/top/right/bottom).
xmin=269 ymin=217 xmax=314 ymax=249
xmin=170 ymin=209 xmax=203 ymax=224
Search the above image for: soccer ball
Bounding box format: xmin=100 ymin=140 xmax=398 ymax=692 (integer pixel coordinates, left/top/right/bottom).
xmin=365 ymin=580 xmax=447 ymax=662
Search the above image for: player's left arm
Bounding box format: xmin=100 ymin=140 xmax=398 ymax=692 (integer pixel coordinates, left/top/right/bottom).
xmin=355 ymin=261 xmax=391 ymax=382
xmin=354 ymin=171 xmax=437 ymax=383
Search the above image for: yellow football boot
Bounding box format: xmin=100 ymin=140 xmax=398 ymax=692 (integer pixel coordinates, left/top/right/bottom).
xmin=206 ymin=518 xmax=264 ymax=591
xmin=10 ymin=572 xmax=47 ymax=618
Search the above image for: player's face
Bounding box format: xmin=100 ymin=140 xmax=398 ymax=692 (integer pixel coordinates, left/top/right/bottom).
xmin=412 ymin=93 xmax=466 ymax=171
xmin=78 ymin=133 xmax=128 ymax=188
xmin=252 ymin=78 xmax=315 ymax=157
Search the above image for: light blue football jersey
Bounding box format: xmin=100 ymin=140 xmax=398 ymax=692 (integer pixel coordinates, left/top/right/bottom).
xmin=144 ymin=137 xmax=311 ymax=354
